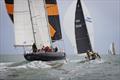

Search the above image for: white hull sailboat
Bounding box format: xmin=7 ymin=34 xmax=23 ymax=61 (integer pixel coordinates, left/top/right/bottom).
xmin=5 ymin=0 xmax=66 ymax=61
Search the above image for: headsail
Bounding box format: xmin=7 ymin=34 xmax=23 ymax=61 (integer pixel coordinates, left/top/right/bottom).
xmin=75 ymin=0 xmax=92 ymax=53
xmin=45 ymin=0 xmax=62 ymax=42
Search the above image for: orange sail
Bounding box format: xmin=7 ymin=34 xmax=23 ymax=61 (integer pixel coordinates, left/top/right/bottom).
xmin=5 ymin=0 xmax=14 ymax=22
xmin=45 ymin=0 xmax=62 ymax=41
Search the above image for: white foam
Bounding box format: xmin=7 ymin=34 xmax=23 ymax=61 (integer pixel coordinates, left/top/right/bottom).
xmin=25 ymin=61 xmax=52 ymax=69
xmin=0 ymin=62 xmax=14 ymax=67
xmin=70 ymin=60 xmax=81 ymax=63
xmin=89 ymin=59 xmax=105 ymax=64
xmin=0 ymin=61 xmax=52 ymax=70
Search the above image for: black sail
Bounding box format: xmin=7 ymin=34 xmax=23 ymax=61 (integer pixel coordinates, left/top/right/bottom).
xmin=75 ymin=0 xmax=92 ymax=53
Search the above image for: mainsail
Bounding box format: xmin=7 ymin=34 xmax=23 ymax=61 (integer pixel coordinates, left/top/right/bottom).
xmin=5 ymin=0 xmax=62 ymax=48
xmin=75 ymin=0 xmax=92 ymax=53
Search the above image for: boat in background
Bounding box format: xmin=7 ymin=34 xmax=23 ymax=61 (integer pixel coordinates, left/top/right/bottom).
xmin=108 ymin=42 xmax=116 ymax=55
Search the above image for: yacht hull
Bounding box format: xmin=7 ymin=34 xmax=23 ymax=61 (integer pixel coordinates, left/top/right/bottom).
xmin=24 ymin=52 xmax=66 ymax=61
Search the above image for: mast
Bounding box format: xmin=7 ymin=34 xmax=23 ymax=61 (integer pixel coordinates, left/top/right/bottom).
xmin=28 ymin=0 xmax=36 ymax=44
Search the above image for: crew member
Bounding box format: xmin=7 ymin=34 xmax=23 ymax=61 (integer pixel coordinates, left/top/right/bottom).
xmin=54 ymin=46 xmax=58 ymax=52
xmin=32 ymin=43 xmax=37 ymax=52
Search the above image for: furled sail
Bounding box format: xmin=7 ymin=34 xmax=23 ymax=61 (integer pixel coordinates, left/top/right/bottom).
xmin=5 ymin=0 xmax=14 ymax=22
xmin=45 ymin=0 xmax=62 ymax=41
xmin=75 ymin=0 xmax=92 ymax=53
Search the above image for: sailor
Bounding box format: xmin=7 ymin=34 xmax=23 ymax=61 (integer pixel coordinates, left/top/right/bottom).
xmin=54 ymin=46 xmax=58 ymax=52
xmin=44 ymin=46 xmax=49 ymax=52
xmin=95 ymin=52 xmax=101 ymax=59
xmin=85 ymin=50 xmax=101 ymax=60
xmin=32 ymin=43 xmax=37 ymax=52
xmin=90 ymin=51 xmax=101 ymax=60
xmin=90 ymin=52 xmax=96 ymax=60
xmin=48 ymin=48 xmax=52 ymax=52
xmin=86 ymin=50 xmax=91 ymax=60
xmin=41 ymin=46 xmax=45 ymax=51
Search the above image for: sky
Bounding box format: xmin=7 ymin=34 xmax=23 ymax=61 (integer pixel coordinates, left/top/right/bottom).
xmin=0 ymin=0 xmax=120 ymax=54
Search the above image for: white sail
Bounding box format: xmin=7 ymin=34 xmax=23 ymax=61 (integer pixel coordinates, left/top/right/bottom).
xmin=14 ymin=0 xmax=34 ymax=46
xmin=63 ymin=0 xmax=94 ymax=54
xmin=63 ymin=0 xmax=78 ymax=54
xmin=14 ymin=0 xmax=51 ymax=48
xmin=29 ymin=0 xmax=51 ymax=48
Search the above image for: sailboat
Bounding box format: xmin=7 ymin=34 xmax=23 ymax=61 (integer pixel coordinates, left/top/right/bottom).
xmin=63 ymin=0 xmax=94 ymax=56
xmin=108 ymin=42 xmax=116 ymax=55
xmin=5 ymin=0 xmax=66 ymax=61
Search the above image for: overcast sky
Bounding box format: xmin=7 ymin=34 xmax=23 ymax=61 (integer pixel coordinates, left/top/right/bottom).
xmin=0 ymin=0 xmax=120 ymax=54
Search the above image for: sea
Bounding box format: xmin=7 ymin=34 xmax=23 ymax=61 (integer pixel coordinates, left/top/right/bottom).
xmin=0 ymin=53 xmax=120 ymax=80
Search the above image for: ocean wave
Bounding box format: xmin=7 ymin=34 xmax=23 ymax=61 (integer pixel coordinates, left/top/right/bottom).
xmin=0 ymin=62 xmax=14 ymax=71
xmin=69 ymin=59 xmax=105 ymax=64
xmin=0 ymin=61 xmax=52 ymax=71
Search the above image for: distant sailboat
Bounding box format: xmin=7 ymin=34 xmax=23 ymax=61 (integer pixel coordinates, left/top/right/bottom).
xmin=108 ymin=42 xmax=116 ymax=55
xmin=5 ymin=0 xmax=66 ymax=61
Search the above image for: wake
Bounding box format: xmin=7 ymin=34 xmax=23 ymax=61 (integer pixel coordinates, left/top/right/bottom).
xmin=0 ymin=61 xmax=52 ymax=71
xmin=0 ymin=60 xmax=67 ymax=72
